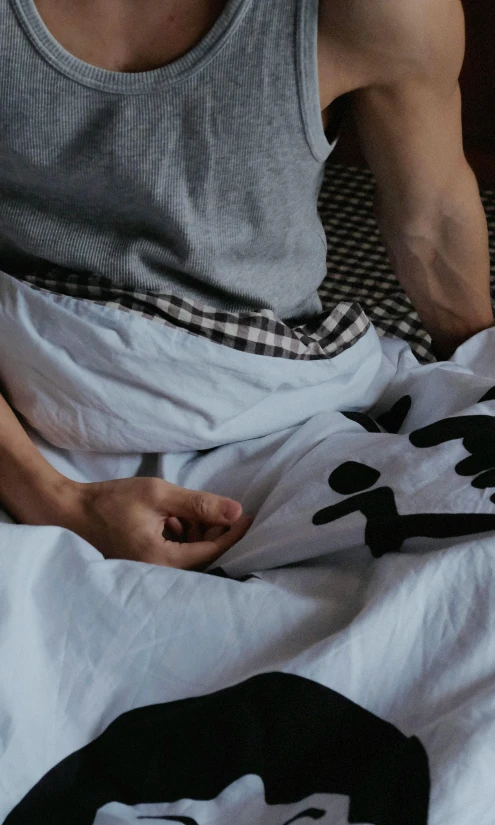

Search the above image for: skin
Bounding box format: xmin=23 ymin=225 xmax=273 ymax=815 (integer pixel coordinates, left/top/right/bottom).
xmin=0 ymin=392 xmax=252 ymax=569
xmin=318 ymin=0 xmax=493 ymax=357
xmin=34 ymin=0 xmax=493 ymax=355
xmin=33 ymin=0 xmax=232 ymax=74
xmin=0 ymin=0 xmax=493 ymax=567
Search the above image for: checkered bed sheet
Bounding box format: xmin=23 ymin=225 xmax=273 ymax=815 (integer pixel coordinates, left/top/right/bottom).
xmin=11 ymin=163 xmax=495 ymax=364
xmin=318 ymin=163 xmax=495 ymax=362
xmin=16 ymin=272 xmax=370 ymax=361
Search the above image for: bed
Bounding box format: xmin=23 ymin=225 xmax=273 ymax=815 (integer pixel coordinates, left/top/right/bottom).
xmin=1 ymin=164 xmax=495 ymax=825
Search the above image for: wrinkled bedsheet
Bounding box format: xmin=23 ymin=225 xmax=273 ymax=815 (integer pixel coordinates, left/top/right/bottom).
xmin=1 ymin=270 xmax=495 ymax=825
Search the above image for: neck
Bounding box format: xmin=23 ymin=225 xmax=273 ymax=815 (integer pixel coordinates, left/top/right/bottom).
xmin=34 ymin=0 xmax=227 ymax=73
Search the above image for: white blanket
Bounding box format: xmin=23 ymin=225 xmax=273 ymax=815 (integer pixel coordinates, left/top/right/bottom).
xmin=1 ymin=270 xmax=495 ymax=825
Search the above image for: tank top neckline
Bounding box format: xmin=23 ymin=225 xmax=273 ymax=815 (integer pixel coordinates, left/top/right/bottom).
xmin=10 ymin=0 xmax=252 ymax=94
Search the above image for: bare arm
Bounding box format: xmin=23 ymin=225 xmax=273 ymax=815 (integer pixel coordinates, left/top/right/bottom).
xmin=0 ymin=391 xmax=78 ymax=526
xmin=321 ymin=0 xmax=494 ymax=358
xmin=0 ymin=391 xmax=250 ymax=567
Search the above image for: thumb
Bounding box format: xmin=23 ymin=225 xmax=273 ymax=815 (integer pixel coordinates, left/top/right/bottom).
xmin=162 ymin=484 xmax=243 ymax=526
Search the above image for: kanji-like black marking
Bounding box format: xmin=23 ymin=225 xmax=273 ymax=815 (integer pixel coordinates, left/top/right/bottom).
xmin=479 ymin=387 xmax=495 ymax=403
xmin=313 ymin=461 xmax=495 ymax=556
xmin=410 ymin=415 xmax=495 ymax=502
xmin=342 ymin=396 xmax=411 ymax=435
xmin=377 ymin=396 xmax=412 ymax=433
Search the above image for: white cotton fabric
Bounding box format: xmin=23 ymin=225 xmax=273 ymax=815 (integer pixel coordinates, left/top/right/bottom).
xmin=1 ymin=268 xmax=495 ymax=824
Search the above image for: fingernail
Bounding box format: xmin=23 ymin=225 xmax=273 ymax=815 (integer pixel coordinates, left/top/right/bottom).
xmin=223 ymin=502 xmax=242 ymax=521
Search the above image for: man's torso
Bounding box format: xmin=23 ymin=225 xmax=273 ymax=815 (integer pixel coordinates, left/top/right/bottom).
xmin=0 ymin=0 xmax=366 ymax=317
xmin=33 ymin=0 xmax=360 ymax=135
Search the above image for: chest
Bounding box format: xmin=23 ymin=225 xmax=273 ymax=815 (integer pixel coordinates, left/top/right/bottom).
xmin=33 ymin=0 xmax=232 ymax=72
xmin=34 ymin=0 xmax=339 ymax=129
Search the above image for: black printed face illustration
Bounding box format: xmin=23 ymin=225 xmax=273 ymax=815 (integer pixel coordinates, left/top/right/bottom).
xmin=94 ymin=780 xmax=349 ymax=825
xmin=5 ymin=673 xmax=429 ymax=825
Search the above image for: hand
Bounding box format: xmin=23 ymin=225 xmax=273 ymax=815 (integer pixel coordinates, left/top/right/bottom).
xmin=63 ymin=477 xmax=252 ymax=570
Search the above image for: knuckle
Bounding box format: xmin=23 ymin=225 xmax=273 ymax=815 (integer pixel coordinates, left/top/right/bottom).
xmin=146 ymin=477 xmax=164 ymax=501
xmin=193 ymin=493 xmax=212 ymax=520
xmin=150 ymin=477 xmax=163 ymax=494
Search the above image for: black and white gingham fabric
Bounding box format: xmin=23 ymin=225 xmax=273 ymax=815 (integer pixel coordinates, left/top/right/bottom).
xmin=13 ymin=163 xmax=495 ymax=363
xmin=16 ymin=272 xmax=369 ymax=361
xmin=318 ymin=163 xmax=495 ymax=363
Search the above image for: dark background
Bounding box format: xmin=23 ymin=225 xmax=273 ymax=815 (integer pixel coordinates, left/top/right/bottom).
xmin=328 ymin=0 xmax=495 ymax=188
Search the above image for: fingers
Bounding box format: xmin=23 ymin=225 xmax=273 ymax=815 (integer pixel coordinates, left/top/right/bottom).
xmin=161 ymin=516 xmax=184 ymax=542
xmin=148 ymin=514 xmax=253 ymax=571
xmin=210 ymin=515 xmax=253 ymax=552
xmin=160 ymin=483 xmax=243 ymax=526
xmin=203 ymin=525 xmax=226 ymax=541
xmin=184 ymin=514 xmax=254 ymax=570
xmin=164 ymin=516 xmax=183 ymax=535
xmin=184 ymin=520 xmax=204 ymax=543
xmin=184 ymin=523 xmax=227 ymax=543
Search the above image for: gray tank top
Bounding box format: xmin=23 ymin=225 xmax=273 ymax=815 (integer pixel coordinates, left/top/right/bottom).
xmin=0 ymin=0 xmax=342 ymax=319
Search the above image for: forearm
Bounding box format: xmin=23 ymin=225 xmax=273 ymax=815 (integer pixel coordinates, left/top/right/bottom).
xmin=376 ymin=169 xmax=494 ymax=358
xmin=0 ymin=393 xmax=251 ymax=568
xmin=0 ymin=392 xmax=80 ymax=525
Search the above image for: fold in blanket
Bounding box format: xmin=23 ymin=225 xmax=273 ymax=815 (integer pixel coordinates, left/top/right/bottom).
xmin=11 ymin=269 xmax=370 ymax=360
xmin=1 ymin=268 xmax=495 ymax=825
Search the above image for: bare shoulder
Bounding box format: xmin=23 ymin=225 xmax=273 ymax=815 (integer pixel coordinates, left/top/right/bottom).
xmin=318 ymin=0 xmax=465 ymax=105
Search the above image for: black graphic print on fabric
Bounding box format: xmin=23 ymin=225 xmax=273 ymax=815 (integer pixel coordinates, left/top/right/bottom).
xmin=377 ymin=396 xmax=412 ymax=433
xmin=4 ymin=673 xmax=429 ymax=825
xmin=312 ymin=461 xmax=495 ymax=556
xmin=480 ymin=387 xmax=495 ymax=403
xmin=410 ymin=416 xmax=495 ymax=502
xmin=342 ymin=396 xmax=412 ymax=435
xmin=342 ymin=387 xmax=495 ymax=504
xmin=137 ymin=808 xmax=327 ymax=824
